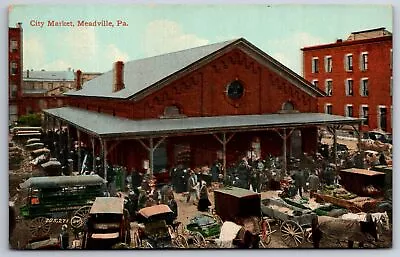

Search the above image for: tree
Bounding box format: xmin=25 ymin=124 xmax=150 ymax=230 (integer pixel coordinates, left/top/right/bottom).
xmin=17 ymin=113 xmax=42 ymax=127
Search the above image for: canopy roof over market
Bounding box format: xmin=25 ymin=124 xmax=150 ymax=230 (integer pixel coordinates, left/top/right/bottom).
xmin=44 ymin=107 xmax=362 ymax=139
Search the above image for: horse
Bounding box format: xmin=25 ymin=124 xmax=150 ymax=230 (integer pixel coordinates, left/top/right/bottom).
xmin=340 ymin=212 xmax=390 ymax=240
xmin=311 ymin=214 xmax=378 ymax=248
xmin=215 ymin=219 xmax=260 ymax=248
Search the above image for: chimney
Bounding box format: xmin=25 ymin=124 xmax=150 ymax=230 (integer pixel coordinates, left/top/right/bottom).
xmin=76 ymin=70 xmax=82 ymax=90
xmin=113 ymin=61 xmax=125 ymax=92
xmin=26 ymin=69 xmax=29 ymax=78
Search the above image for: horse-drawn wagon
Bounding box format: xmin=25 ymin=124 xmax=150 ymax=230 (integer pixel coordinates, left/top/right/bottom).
xmin=131 ymin=204 xmax=188 ymax=249
xmin=213 ymin=187 xmax=273 ymax=248
xmin=81 ymin=197 xmax=131 ymax=249
xmin=261 ymin=197 xmax=317 ymax=247
xmin=18 ymin=175 xmax=108 ymax=239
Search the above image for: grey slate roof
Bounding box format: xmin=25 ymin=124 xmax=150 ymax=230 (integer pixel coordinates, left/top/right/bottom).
xmin=66 ymin=39 xmax=237 ymax=99
xmin=65 ymin=38 xmax=325 ymax=99
xmin=44 ymin=107 xmax=362 ymax=138
xmin=23 ymin=70 xmax=75 ymax=81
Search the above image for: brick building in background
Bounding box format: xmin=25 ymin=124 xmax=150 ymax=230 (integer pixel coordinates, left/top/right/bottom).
xmin=8 ymin=23 xmax=23 ymax=123
xmin=44 ymin=38 xmax=362 ymax=175
xmin=302 ymin=28 xmax=393 ymax=133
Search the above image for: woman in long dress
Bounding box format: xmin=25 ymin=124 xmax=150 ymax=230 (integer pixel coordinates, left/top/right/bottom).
xmin=197 ymin=181 xmax=211 ymax=212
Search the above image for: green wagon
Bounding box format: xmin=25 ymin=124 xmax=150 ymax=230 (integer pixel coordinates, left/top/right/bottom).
xmin=19 ymin=175 xmax=107 ymax=239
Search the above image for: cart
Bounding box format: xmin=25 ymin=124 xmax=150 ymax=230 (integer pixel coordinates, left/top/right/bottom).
xmin=185 ymin=213 xmax=222 ymax=248
xmin=18 ymin=175 xmax=108 ymax=239
xmin=81 ymin=197 xmax=131 ymax=249
xmin=213 ymin=187 xmax=273 ymax=248
xmin=261 ymin=197 xmax=317 ymax=247
xmin=131 ymin=204 xmax=188 ymax=249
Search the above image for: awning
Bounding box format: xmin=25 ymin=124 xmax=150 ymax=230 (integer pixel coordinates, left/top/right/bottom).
xmin=43 ymin=107 xmax=362 ymax=139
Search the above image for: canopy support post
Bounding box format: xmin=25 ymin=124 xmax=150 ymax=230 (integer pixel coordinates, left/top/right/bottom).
xmin=137 ymin=137 xmax=166 ymax=177
xmin=275 ymin=128 xmax=294 ymax=176
xmin=213 ymin=132 xmax=235 ymax=177
xmin=101 ymin=139 xmax=108 ymax=181
xmin=77 ymin=130 xmax=81 ymax=174
xmin=91 ymin=137 xmax=96 ymax=172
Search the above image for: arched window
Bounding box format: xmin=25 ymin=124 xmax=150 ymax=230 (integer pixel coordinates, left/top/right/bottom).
xmin=282 ymin=101 xmax=295 ymax=111
xmin=162 ymin=105 xmax=184 ymax=118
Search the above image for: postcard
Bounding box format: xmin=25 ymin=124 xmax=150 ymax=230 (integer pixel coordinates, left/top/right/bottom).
xmin=8 ymin=4 xmax=393 ymax=250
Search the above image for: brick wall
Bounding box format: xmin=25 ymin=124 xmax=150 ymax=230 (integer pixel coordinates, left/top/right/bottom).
xmin=302 ymin=36 xmax=393 ymax=132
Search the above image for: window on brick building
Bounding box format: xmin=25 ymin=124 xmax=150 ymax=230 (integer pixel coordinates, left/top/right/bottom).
xmin=390 ymin=49 xmax=392 ymax=69
xmin=345 ymin=105 xmax=353 ymax=117
xmin=345 ymin=79 xmax=353 ymax=96
xmin=10 ymin=40 xmax=18 ymax=53
xmin=360 ymin=78 xmax=369 ymax=96
xmin=360 ymin=52 xmax=368 ymax=71
xmin=312 ymin=79 xmax=318 ymax=88
xmin=361 ymin=105 xmax=369 ymax=126
xmin=26 ymin=106 xmax=32 ymax=114
xmin=325 ymin=56 xmax=332 ymax=73
xmin=312 ymin=57 xmax=319 ymax=73
xmin=325 ymin=104 xmax=333 ymax=115
xmin=10 ymin=84 xmax=18 ymax=98
xmin=345 ymin=54 xmax=353 ymax=71
xmin=325 ymin=79 xmax=333 ymax=96
xmin=10 ymin=62 xmax=17 ymax=75
xmin=390 ymin=77 xmax=393 ymax=96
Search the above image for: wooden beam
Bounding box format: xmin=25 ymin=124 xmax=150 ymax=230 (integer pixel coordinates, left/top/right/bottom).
xmin=137 ymin=138 xmax=150 ymax=151
xmin=77 ymin=130 xmax=81 ymax=174
xmin=101 ymin=139 xmax=108 ymax=181
xmin=149 ymin=138 xmax=154 ymax=176
xmin=91 ymin=137 xmax=96 ymax=173
xmin=274 ymin=128 xmax=294 ymax=175
xmin=213 ymin=133 xmax=236 ymax=176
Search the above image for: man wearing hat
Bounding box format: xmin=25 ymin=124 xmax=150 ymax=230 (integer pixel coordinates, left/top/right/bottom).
xmin=186 ymin=169 xmax=199 ymax=203
xmin=291 ymin=160 xmax=305 ymax=197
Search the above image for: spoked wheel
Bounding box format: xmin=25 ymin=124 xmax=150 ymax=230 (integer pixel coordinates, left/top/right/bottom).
xmin=214 ymin=215 xmax=223 ymax=226
xmin=70 ymin=206 xmax=91 ymax=229
xmin=131 ymin=231 xmax=141 ymax=248
xmin=259 ymin=218 xmax=272 ymax=247
xmin=141 ymin=240 xmax=153 ymax=248
xmin=173 ymin=234 xmax=189 ymax=248
xmin=29 ymin=216 xmax=51 ymax=238
xmin=191 ymin=232 xmax=206 ymax=248
xmin=280 ymin=220 xmax=304 ymax=248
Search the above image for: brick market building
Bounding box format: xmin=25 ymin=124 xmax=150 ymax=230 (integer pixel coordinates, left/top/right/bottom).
xmin=8 ymin=23 xmax=23 ymax=123
xmin=301 ymin=28 xmax=393 ymax=133
xmin=43 ymin=38 xmax=362 ymax=177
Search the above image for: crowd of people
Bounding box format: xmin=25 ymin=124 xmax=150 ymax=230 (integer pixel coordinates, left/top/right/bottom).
xmin=38 ymin=129 xmax=392 ymax=215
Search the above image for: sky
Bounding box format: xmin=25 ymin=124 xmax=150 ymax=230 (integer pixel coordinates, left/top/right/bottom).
xmin=8 ymin=4 xmax=392 ymax=75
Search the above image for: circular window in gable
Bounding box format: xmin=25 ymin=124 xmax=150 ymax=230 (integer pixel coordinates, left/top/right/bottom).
xmin=226 ymin=80 xmax=244 ymax=100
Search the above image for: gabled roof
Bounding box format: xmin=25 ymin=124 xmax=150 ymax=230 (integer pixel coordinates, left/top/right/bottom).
xmin=66 ymin=38 xmax=324 ymax=99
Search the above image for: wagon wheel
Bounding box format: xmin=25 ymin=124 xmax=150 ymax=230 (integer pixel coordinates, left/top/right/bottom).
xmin=280 ymin=220 xmax=304 ymax=248
xmin=259 ymin=218 xmax=272 ymax=247
xmin=140 ymin=239 xmax=153 ymax=248
xmin=173 ymin=234 xmax=189 ymax=248
xmin=70 ymin=206 xmax=91 ymax=229
xmin=191 ymin=231 xmax=206 ymax=248
xmin=29 ymin=216 xmax=51 ymax=238
xmin=214 ymin=214 xmax=223 ymax=225
xmin=131 ymin=230 xmax=141 ymax=248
